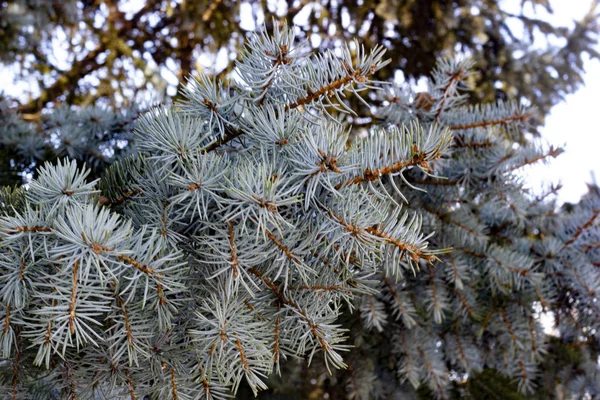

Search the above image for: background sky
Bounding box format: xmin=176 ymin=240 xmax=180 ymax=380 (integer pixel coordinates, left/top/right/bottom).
xmin=503 ymin=0 xmax=600 ymax=204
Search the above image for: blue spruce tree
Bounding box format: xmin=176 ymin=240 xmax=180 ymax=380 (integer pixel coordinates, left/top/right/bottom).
xmin=0 ymin=23 xmax=598 ymax=399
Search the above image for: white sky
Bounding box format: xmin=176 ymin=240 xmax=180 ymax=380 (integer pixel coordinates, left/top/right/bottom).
xmin=533 ymin=58 xmax=600 ymax=204
xmin=502 ymin=0 xmax=600 ymax=204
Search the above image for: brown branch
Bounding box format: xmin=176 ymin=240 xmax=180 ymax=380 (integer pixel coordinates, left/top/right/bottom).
xmin=264 ymin=228 xmax=303 ymax=266
xmin=90 ymin=245 xmax=167 ymax=307
xmin=410 ymin=178 xmax=459 ymax=187
xmin=235 ymin=338 xmax=249 ymax=371
xmin=126 ymin=370 xmax=136 ymax=400
xmin=312 ymin=148 xmax=342 ymax=177
xmin=458 ymin=247 xmax=486 ymax=259
xmin=434 ymin=68 xmax=467 ymax=121
xmin=257 ymin=45 xmax=292 ymax=106
xmin=565 ymin=260 xmax=596 ymax=297
xmin=2 ymin=225 xmax=52 ymax=235
xmin=564 ymin=209 xmax=599 ymax=248
xmin=285 ymin=68 xmax=364 ymax=111
xmin=17 ymin=46 xmax=103 ymax=115
xmin=273 ymin=315 xmax=281 ymax=366
xmin=452 ymin=139 xmax=493 ymax=149
xmin=117 ymin=254 xmax=158 ymax=276
xmin=529 ymin=183 xmax=562 ymax=208
xmin=564 ymin=338 xmax=595 ymax=348
xmin=170 ymin=367 xmax=179 ymax=400
xmin=61 ymin=361 xmax=77 ymax=400
xmin=98 ymin=189 xmax=142 ymax=207
xmin=290 ymin=285 xmax=347 ymax=292
xmin=495 ymin=188 xmax=522 ymax=216
xmin=3 ymin=303 xmax=10 ymax=334
xmin=206 ymin=54 xmax=379 ymax=151
xmin=324 ymin=208 xmax=363 ymax=238
xmin=448 ymin=256 xmax=461 ymax=287
xmin=428 ymin=265 xmax=440 ymax=317
xmin=499 ymin=307 xmax=528 ymax=383
xmin=314 ymin=233 xmax=360 ymax=269
xmin=196 ymin=363 xmax=211 ymax=395
xmin=202 ymin=124 xmax=245 ymax=153
xmin=448 ymin=113 xmax=531 ymax=131
xmin=383 ymin=277 xmax=411 ymax=321
xmin=492 ymin=258 xmax=530 ymax=276
xmin=583 ymin=242 xmax=600 ymax=252
xmin=160 ymin=201 xmax=169 ymax=238
xmin=480 ymin=306 xmax=495 ymax=331
xmin=368 ymin=301 xmax=377 ymax=326
xmin=227 ymin=221 xmax=240 ymax=278
xmin=517 ymin=356 xmax=528 ymax=386
xmin=247 ymin=268 xmax=282 ymax=301
xmin=534 ymin=285 xmax=550 ymax=309
xmin=78 ymin=234 xmax=163 ymax=283
xmin=68 ymin=261 xmax=80 ymax=335
xmin=422 ymin=205 xmax=482 ymax=237
xmin=247 ymin=267 xmax=333 ymax=353
xmin=12 ymin=329 xmax=21 ymax=400
xmin=252 ymin=195 xmax=279 ymax=213
xmin=499 ymin=307 xmax=517 ymax=345
xmin=399 ymin=331 xmax=415 ymax=382
xmin=325 ymin=206 xmax=434 ymax=263
xmin=506 ymin=146 xmax=563 ymax=172
xmin=417 ymin=346 xmax=447 ymax=399
xmin=156 ymin=284 xmax=167 ymax=305
xmin=453 ymin=288 xmax=475 ymax=318
xmin=40 ymin=292 xmax=58 ymax=356
xmin=335 ymin=149 xmax=433 ymax=190
xmin=455 ymin=329 xmax=468 ymax=368
xmin=110 ymin=280 xmax=135 ymax=351
xmin=527 ymin=315 xmax=537 ymax=354
xmin=245 ymin=300 xmax=265 ymax=321
xmin=18 ymin=2 xmax=159 ymax=115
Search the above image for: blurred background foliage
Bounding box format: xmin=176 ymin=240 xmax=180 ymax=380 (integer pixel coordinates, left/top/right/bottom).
xmin=1 ymin=0 xmax=598 ymax=117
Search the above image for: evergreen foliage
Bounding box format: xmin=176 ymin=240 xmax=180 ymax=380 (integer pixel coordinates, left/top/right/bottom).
xmin=0 ymin=99 xmax=140 ymax=186
xmin=1 ymin=23 xmax=599 ymax=400
xmin=2 ymin=0 xmax=598 ymax=186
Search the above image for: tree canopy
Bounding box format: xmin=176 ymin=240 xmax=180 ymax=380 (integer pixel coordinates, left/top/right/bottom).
xmin=1 ymin=21 xmax=600 ymax=399
xmin=1 ymin=0 xmax=598 ymax=188
xmin=1 ymin=0 xmax=598 ymax=116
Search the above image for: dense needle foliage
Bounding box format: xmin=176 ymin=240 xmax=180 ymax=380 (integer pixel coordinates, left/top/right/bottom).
xmin=1 ymin=0 xmax=599 ymax=187
xmin=0 ymin=24 xmax=599 ymax=399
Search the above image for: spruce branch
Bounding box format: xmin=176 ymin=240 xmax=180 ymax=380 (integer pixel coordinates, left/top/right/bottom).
xmin=563 ymin=209 xmax=600 ymax=248
xmin=448 ymin=112 xmax=532 ymax=131
xmin=505 ymin=145 xmax=564 ymax=172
